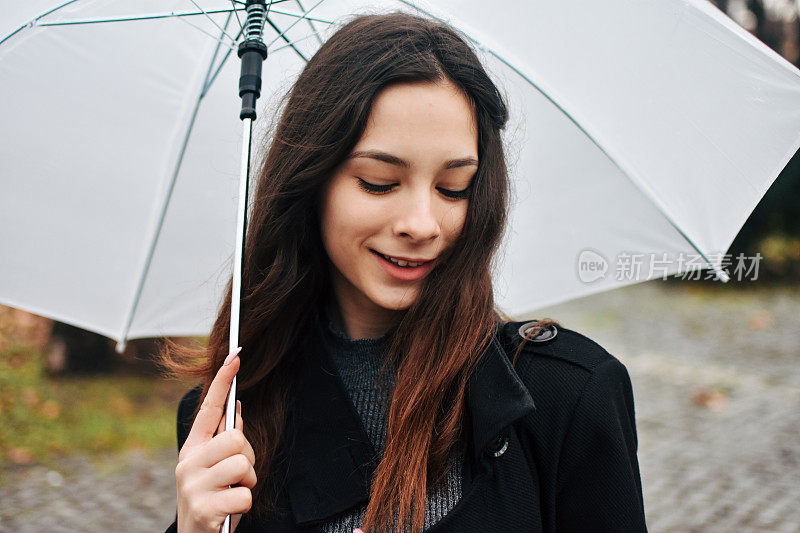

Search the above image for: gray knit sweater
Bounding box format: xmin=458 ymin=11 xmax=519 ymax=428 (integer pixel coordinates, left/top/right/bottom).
xmin=320 ymin=316 xmax=463 ymax=533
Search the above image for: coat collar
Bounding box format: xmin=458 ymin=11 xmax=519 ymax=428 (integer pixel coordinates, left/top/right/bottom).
xmin=282 ymin=321 xmax=536 ymax=527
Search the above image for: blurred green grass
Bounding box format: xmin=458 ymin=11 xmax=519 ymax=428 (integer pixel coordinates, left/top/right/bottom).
xmin=0 ymin=307 xmax=195 ymax=468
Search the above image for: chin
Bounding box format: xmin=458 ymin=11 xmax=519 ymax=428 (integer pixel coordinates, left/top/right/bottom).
xmin=372 ymin=289 xmax=419 ymax=312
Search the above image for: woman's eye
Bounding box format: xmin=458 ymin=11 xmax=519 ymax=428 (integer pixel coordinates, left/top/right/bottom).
xmin=437 ymin=185 xmax=471 ymax=200
xmin=356 ymin=177 xmax=471 ymax=199
xmin=356 ymin=177 xmax=395 ymax=194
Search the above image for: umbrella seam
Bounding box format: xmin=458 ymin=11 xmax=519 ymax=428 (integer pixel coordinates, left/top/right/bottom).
xmin=117 ymin=12 xmax=237 ymax=352
xmin=398 ymin=0 xmax=732 ymax=280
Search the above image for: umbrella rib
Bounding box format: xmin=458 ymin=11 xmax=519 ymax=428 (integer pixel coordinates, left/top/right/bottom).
xmin=230 ymin=0 xmax=244 ymax=32
xmin=266 ymin=16 xmax=307 ymax=61
xmin=19 ymin=2 xmax=293 ymax=30
xmin=175 ymin=14 xmax=238 ymax=50
xmin=397 ymin=0 xmax=730 ymax=282
xmin=267 ymin=8 xmax=334 ymax=25
xmin=293 ymin=0 xmax=325 ymax=45
xmin=187 ymin=0 xmax=238 ymax=45
xmin=270 ymin=29 xmax=325 ymax=53
xmin=116 ymin=14 xmax=237 ymax=352
xmin=190 ymin=13 xmax=248 ymax=50
xmin=0 ymin=0 xmax=81 ymax=47
xmin=29 ymin=8 xmax=245 ymax=27
xmin=202 ymin=25 xmax=245 ymax=98
xmin=265 ymin=0 xmax=327 ymax=48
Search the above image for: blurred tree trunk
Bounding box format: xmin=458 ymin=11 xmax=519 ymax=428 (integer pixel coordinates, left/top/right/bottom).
xmin=46 ymin=321 xmax=116 ymax=374
xmin=46 ymin=321 xmax=163 ymax=376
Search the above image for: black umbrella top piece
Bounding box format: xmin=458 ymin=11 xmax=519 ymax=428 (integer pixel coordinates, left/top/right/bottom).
xmin=238 ymin=0 xmax=269 ymax=120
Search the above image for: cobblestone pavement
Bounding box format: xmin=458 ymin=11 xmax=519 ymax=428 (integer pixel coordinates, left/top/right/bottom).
xmin=535 ymin=282 xmax=800 ymax=533
xmin=1 ymin=282 xmax=798 ymax=532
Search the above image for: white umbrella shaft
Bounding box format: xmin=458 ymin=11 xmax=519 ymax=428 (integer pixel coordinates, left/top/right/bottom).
xmin=225 ymin=3 xmax=267 ymax=530
xmin=221 ymin=117 xmax=252 ymax=533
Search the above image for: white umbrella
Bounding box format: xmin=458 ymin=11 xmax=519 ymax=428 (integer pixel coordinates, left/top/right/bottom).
xmin=4 ymin=4 xmax=800 ymax=529
xmin=2 ymin=0 xmax=800 ymax=347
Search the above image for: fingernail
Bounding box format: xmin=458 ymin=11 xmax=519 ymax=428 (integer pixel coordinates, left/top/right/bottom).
xmin=224 ymin=347 xmax=242 ymax=366
xmin=353 ymin=529 xmax=364 ymax=533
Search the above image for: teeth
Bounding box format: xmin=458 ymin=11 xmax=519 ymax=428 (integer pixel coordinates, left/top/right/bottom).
xmin=382 ymin=254 xmax=424 ymax=268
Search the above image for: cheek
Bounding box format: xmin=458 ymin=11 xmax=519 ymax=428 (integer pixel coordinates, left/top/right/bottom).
xmin=320 ymin=180 xmax=350 ymax=257
xmin=440 ymin=203 xmax=469 ymax=243
xmin=321 ymin=179 xmax=384 ymax=254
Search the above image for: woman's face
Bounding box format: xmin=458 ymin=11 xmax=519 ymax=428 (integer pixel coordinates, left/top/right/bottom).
xmin=320 ymin=80 xmax=478 ymax=330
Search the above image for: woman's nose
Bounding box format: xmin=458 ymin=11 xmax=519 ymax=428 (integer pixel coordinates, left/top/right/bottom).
xmin=392 ymin=189 xmax=440 ymax=242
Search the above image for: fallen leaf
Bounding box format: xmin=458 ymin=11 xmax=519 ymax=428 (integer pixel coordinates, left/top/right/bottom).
xmin=7 ymin=447 xmax=33 ymax=464
xmin=691 ymin=387 xmax=728 ymax=411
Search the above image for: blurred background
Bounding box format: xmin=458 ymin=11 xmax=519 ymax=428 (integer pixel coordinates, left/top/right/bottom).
xmin=1 ymin=1 xmax=799 ymax=531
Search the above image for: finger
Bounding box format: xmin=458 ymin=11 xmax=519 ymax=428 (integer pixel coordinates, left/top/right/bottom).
xmin=184 ymin=347 xmax=242 ymax=448
xmin=207 ymin=454 xmax=258 ymax=489
xmin=236 ymin=400 xmax=245 ymax=434
xmin=213 ymin=486 xmax=252 ymax=520
xmin=233 ymin=401 xmax=256 ymax=467
xmin=241 ymin=441 xmax=255 ymax=470
xmin=192 ymin=429 xmax=255 ymax=469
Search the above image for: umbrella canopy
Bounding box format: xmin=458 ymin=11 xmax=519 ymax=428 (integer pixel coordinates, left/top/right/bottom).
xmin=2 ymin=0 xmax=800 ymax=348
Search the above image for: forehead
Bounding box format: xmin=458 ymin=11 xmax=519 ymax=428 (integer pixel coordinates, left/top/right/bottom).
xmin=353 ymin=80 xmax=478 ymax=163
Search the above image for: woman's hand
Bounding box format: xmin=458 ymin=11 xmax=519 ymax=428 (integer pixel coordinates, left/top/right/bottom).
xmin=175 ymin=348 xmax=257 ymax=532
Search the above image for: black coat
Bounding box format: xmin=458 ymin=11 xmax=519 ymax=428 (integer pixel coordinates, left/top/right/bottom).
xmin=165 ymin=320 xmax=647 ymax=532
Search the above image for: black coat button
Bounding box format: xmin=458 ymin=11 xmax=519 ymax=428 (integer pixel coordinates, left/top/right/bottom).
xmin=486 ymin=435 xmax=509 ymax=458
xmin=518 ymin=321 xmax=558 ymax=343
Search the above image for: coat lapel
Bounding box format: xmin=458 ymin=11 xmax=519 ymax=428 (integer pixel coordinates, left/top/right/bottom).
xmin=283 ymin=320 xmax=377 ymax=526
xmin=282 ymin=322 xmax=536 ymax=527
xmin=466 ymin=335 xmax=536 ymax=463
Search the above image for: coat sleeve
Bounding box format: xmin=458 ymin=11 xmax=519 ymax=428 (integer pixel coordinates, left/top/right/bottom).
xmin=554 ymin=357 xmax=647 ymax=532
xmin=164 ymin=385 xmax=203 ymax=533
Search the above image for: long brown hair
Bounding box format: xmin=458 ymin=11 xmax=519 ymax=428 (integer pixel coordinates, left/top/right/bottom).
xmin=157 ymin=12 xmax=545 ymax=533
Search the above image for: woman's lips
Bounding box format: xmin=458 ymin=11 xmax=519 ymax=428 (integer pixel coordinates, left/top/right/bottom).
xmin=371 ymin=250 xmax=435 ymax=282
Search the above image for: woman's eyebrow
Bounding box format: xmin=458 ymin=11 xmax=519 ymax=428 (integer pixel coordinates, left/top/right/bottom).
xmin=444 ymin=157 xmax=479 ymax=169
xmin=348 ymin=150 xmax=478 ymax=170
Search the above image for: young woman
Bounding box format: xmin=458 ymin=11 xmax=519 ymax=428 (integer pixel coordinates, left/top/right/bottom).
xmin=161 ymin=12 xmax=647 ymax=533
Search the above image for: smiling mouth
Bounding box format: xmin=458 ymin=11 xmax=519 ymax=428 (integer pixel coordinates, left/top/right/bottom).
xmin=371 ymin=250 xmax=433 ymax=268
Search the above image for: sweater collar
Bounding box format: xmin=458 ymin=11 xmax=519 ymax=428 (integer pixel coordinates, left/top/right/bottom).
xmin=282 ymin=321 xmax=536 ymax=527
